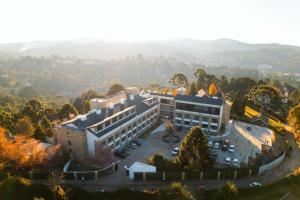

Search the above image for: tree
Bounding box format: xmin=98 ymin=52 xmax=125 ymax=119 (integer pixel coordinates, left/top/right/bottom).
xmin=247 ymin=85 xmax=281 ymax=104
xmin=85 ymin=142 xmax=115 ymax=167
xmin=167 ymin=182 xmax=193 ymax=200
xmin=169 ymin=73 xmax=188 ymax=88
xmin=107 ymin=83 xmax=125 ymax=96
xmin=15 ymin=116 xmax=34 ymax=136
xmin=288 ymin=104 xmax=300 ymax=140
xmin=33 ymin=125 xmax=46 ymax=141
xmin=58 ymin=104 xmax=78 ymax=120
xmin=176 ymin=126 xmax=213 ymax=170
xmin=40 ymin=116 xmax=53 ymax=137
xmin=214 ymin=182 xmax=239 ymax=200
xmin=49 ymin=171 xmax=67 ymax=200
xmin=0 ymin=110 xmax=15 ymax=132
xmin=0 ymin=128 xmax=63 ymax=171
xmin=73 ymin=97 xmax=90 ymax=114
xmin=188 ymin=82 xmax=197 ymax=96
xmin=194 ymin=68 xmax=216 ymax=91
xmin=208 ymin=82 xmax=218 ymax=96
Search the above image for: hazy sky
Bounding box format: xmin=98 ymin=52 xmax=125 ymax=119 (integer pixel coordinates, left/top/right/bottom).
xmin=1 ymin=0 xmax=300 ymax=45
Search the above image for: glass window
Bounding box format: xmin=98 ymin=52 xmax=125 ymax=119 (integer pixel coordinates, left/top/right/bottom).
xmin=202 ymin=124 xmax=208 ymax=128
xmin=108 ymin=136 xmax=113 ymax=143
xmin=184 ymin=121 xmax=190 ymax=126
xmin=176 ymin=113 xmax=182 ymax=118
xmin=202 ymin=117 xmax=209 ymax=122
xmin=193 ymin=115 xmax=199 ymax=121
xmin=184 ymin=114 xmax=190 ymax=119
xmin=211 ymin=118 xmax=219 ymax=123
xmin=176 ymin=103 xmax=220 ymax=115
xmin=105 ymin=120 xmax=110 ymax=127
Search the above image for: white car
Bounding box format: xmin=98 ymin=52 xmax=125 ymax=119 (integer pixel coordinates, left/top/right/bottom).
xmin=233 ymin=158 xmax=239 ymax=167
xmin=225 ymin=157 xmax=231 ymax=165
xmin=208 ymin=141 xmax=213 ymax=147
xmin=229 ymin=144 xmax=235 ymax=153
xmin=213 ymin=142 xmax=220 ymax=149
xmin=250 ymin=182 xmax=262 ymax=188
xmin=172 ymin=147 xmax=179 ymax=156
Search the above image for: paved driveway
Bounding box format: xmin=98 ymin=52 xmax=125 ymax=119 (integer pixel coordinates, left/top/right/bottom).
xmin=98 ymin=121 xmax=187 ymax=185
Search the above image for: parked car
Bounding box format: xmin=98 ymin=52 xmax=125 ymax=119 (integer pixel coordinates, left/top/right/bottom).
xmin=225 ymin=157 xmax=231 ymax=165
xmin=212 ymin=150 xmax=218 ymax=159
xmin=208 ymin=141 xmax=213 ymax=148
xmin=222 ymin=140 xmax=229 ymax=151
xmin=247 ymin=126 xmax=252 ymax=131
xmin=114 ymin=149 xmax=130 ymax=158
xmin=132 ymin=139 xmax=142 ymax=146
xmin=229 ymin=144 xmax=235 ymax=153
xmin=233 ymin=158 xmax=239 ymax=167
xmin=213 ymin=142 xmax=220 ymax=149
xmin=250 ymin=182 xmax=262 ymax=188
xmin=172 ymin=147 xmax=179 ymax=156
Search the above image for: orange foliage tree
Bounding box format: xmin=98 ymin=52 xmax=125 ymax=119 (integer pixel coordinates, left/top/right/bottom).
xmin=0 ymin=128 xmax=64 ymax=171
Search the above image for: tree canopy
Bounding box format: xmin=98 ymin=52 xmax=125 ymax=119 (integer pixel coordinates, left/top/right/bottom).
xmin=176 ymin=126 xmax=213 ymax=171
xmin=58 ymin=104 xmax=78 ymax=120
xmin=107 ymin=83 xmax=125 ymax=96
xmin=169 ymin=73 xmax=188 ymax=88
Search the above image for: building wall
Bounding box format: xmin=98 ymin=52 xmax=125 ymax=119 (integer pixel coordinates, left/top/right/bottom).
xmin=53 ymin=126 xmax=88 ymax=160
xmin=221 ymin=101 xmax=232 ymax=127
xmin=173 ymin=100 xmax=222 ymax=132
xmin=85 ymin=104 xmax=160 ymax=157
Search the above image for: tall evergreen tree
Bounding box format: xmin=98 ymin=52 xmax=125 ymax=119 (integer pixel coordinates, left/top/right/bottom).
xmin=176 ymin=126 xmax=213 ymax=171
xmin=33 ymin=125 xmax=46 ymax=141
xmin=188 ymin=82 xmax=197 ymax=96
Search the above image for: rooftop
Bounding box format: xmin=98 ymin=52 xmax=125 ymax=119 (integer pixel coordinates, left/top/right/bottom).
xmin=175 ymin=94 xmax=224 ymax=106
xmin=61 ymin=94 xmax=159 ymax=137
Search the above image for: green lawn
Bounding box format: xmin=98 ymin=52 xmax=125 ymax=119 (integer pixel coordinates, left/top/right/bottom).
xmin=239 ymin=178 xmax=300 ymax=200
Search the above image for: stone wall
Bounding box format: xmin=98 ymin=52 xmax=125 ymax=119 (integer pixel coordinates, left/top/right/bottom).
xmin=53 ymin=126 xmax=88 ymax=160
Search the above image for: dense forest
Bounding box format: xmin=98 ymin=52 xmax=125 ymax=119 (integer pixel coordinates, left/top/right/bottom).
xmin=0 ymin=55 xmax=279 ymax=97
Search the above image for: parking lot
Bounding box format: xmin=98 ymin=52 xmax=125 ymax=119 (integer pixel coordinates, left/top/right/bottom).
xmin=100 ymin=121 xmax=187 ymax=184
xmin=208 ymin=120 xmax=274 ymax=168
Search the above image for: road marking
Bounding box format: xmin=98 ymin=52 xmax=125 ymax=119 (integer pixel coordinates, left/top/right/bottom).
xmin=279 ymin=192 xmax=290 ymax=200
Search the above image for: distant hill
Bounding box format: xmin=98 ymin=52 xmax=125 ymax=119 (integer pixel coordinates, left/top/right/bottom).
xmin=0 ymin=38 xmax=300 ymax=72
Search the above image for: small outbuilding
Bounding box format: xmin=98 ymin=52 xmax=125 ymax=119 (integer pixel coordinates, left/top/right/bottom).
xmin=127 ymin=162 xmax=156 ymax=180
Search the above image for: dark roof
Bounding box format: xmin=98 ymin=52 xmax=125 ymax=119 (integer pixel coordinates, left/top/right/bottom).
xmin=150 ymin=92 xmax=174 ymax=98
xmin=63 ymin=94 xmax=159 ymax=137
xmin=174 ymin=94 xmax=223 ymax=106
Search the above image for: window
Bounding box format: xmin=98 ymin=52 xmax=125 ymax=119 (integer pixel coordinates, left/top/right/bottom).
xmin=176 ymin=103 xmax=220 ymax=115
xmin=67 ymin=131 xmax=71 ymax=137
xmin=96 ymin=124 xmax=103 ymax=132
xmin=184 ymin=121 xmax=190 ymax=126
xmin=193 ymin=115 xmax=199 ymax=121
xmin=125 ymin=111 xmax=130 ymax=116
xmin=202 ymin=124 xmax=208 ymax=128
xmin=211 ymin=125 xmax=218 ymax=130
xmin=211 ymin=118 xmax=219 ymax=124
xmin=122 ymin=129 xmax=126 ymax=135
xmin=112 ymin=117 xmax=117 ymax=123
xmin=184 ymin=114 xmax=190 ymax=119
xmin=108 ymin=136 xmax=113 ymax=143
xmin=115 ymin=140 xmax=120 ymax=146
xmin=175 ymin=119 xmax=181 ymax=125
xmin=105 ymin=120 xmax=110 ymax=127
xmin=202 ymin=117 xmax=209 ymax=122
xmin=176 ymin=113 xmax=182 ymax=118
xmin=68 ymin=140 xmax=71 ymax=146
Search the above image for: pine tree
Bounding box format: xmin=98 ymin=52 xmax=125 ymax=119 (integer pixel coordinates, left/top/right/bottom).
xmin=176 ymin=126 xmax=213 ymax=171
xmin=33 ymin=125 xmax=46 ymax=141
xmin=188 ymin=82 xmax=197 ymax=95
